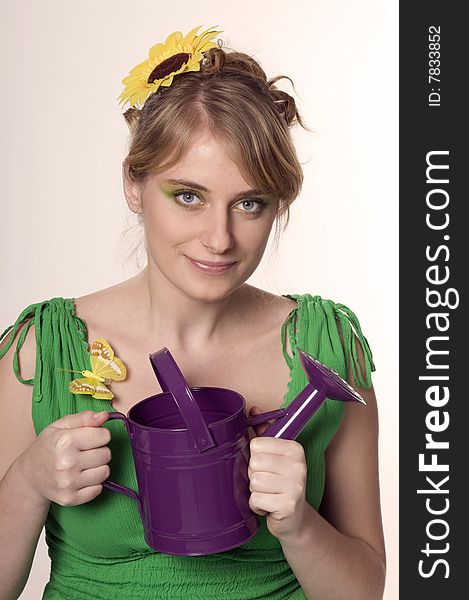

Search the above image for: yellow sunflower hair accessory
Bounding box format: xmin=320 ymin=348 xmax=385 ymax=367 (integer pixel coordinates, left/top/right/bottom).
xmin=117 ymin=25 xmax=222 ymax=110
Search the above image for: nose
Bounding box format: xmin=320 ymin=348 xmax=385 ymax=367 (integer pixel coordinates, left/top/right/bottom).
xmin=199 ymin=206 xmax=234 ymax=254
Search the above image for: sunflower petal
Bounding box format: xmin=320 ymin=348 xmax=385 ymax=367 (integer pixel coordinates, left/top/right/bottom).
xmin=192 ymin=27 xmax=222 ymax=54
xmin=149 ymin=42 xmax=165 ymax=60
xmin=183 ymin=25 xmax=202 ymax=46
xmin=165 ymin=30 xmax=183 ymax=48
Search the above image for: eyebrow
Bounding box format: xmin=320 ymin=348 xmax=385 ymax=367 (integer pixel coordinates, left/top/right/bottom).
xmin=165 ymin=178 xmax=268 ymax=198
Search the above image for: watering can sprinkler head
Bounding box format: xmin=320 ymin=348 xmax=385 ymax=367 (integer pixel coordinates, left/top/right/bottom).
xmin=297 ymin=348 xmax=366 ymax=405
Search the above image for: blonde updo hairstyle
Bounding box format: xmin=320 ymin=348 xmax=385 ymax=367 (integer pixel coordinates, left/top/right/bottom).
xmin=122 ymin=43 xmax=308 ymax=264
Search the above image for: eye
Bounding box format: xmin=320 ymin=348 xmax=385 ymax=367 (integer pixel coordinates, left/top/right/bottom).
xmin=173 ymin=191 xmax=202 ymax=207
xmin=236 ymin=199 xmax=266 ymax=214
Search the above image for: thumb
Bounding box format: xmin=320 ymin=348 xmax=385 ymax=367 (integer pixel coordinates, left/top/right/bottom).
xmin=54 ymin=409 xmax=110 ymax=429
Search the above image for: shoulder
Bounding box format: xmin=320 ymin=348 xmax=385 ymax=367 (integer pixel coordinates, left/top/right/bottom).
xmin=74 ymin=284 xmax=124 ymax=318
xmin=240 ymin=285 xmax=298 ymax=335
xmin=74 ymin=274 xmax=147 ymax=323
xmin=73 ymin=279 xmax=145 ymax=347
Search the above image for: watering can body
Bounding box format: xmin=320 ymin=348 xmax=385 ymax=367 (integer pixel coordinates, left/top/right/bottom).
xmin=103 ymin=348 xmax=365 ymax=556
xmin=105 ymin=387 xmax=277 ymax=555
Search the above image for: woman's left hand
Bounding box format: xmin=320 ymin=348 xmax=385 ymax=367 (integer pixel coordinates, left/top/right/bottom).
xmin=248 ymin=406 xmax=309 ymax=542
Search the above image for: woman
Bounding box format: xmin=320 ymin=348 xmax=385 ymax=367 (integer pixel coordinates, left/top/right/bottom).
xmin=0 ymin=26 xmax=385 ymax=600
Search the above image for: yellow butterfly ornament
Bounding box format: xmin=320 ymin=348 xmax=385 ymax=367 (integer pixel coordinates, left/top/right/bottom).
xmin=56 ymin=338 xmax=127 ymax=400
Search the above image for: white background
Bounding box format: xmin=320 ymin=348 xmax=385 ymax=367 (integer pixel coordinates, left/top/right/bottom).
xmin=0 ymin=1 xmax=398 ymax=598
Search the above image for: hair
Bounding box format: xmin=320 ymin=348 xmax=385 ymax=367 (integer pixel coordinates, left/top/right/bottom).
xmin=121 ymin=40 xmax=309 ymax=269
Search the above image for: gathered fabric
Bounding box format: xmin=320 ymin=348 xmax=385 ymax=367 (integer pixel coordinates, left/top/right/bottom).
xmin=0 ymin=293 xmax=375 ymax=600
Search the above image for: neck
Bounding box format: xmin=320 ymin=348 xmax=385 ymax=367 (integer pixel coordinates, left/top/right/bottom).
xmin=130 ymin=263 xmax=248 ymax=351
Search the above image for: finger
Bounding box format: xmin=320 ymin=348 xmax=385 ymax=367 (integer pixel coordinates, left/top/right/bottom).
xmin=249 ymin=453 xmax=290 ymax=476
xmin=251 ymin=506 xmax=268 ymax=516
xmin=54 ymin=410 xmax=110 ymax=430
xmin=77 ymin=446 xmax=112 ymax=470
xmin=249 ymin=471 xmax=291 ymax=494
xmin=73 ymin=485 xmax=104 ymax=505
xmin=249 ymin=491 xmax=281 ymax=515
xmin=250 ymin=437 xmax=302 ymax=456
xmin=72 ymin=426 xmax=112 ymax=451
xmin=78 ymin=464 xmax=111 ymax=488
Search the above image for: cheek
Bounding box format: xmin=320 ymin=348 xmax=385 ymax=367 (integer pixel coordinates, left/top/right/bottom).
xmin=143 ymin=204 xmax=189 ymax=245
xmin=235 ymin=221 xmax=274 ymax=252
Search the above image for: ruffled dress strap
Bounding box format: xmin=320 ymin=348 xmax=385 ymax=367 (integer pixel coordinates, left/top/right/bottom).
xmin=1 ymin=300 xmax=55 ymax=397
xmin=0 ymin=297 xmax=90 ymax=433
xmin=333 ymin=302 xmax=375 ymax=388
xmin=281 ymin=293 xmax=375 ymax=389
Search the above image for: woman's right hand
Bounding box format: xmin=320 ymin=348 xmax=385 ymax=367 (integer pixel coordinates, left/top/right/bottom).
xmin=19 ymin=410 xmax=112 ymax=507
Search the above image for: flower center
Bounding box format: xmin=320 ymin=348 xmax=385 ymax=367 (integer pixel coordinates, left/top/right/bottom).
xmin=147 ymin=53 xmax=191 ymax=83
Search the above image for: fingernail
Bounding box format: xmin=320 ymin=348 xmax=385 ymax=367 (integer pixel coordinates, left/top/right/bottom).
xmin=94 ymin=411 xmax=106 ymax=419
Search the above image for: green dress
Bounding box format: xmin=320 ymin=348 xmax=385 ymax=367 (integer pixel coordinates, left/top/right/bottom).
xmin=0 ymin=293 xmax=374 ymax=600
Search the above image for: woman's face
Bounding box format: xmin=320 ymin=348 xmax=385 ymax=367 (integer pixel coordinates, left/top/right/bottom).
xmin=130 ymin=133 xmax=279 ymax=302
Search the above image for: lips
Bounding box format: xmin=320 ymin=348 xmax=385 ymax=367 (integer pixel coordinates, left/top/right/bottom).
xmin=187 ymin=257 xmax=237 ymax=267
xmin=184 ymin=255 xmax=238 ymax=274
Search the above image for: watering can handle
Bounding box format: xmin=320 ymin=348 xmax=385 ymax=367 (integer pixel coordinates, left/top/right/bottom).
xmin=247 ymin=408 xmax=288 ymax=428
xmin=149 ymin=348 xmax=217 ymax=453
xmin=101 ymin=412 xmax=143 ymax=519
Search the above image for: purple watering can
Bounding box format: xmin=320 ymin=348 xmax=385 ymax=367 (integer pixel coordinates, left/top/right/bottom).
xmin=102 ymin=347 xmax=365 ymax=556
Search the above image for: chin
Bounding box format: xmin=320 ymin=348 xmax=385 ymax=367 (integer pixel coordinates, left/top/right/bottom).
xmin=185 ymin=285 xmax=237 ymax=303
xmin=180 ymin=277 xmax=244 ymax=302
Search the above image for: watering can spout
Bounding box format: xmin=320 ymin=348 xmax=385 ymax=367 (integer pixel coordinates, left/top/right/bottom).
xmin=259 ymin=348 xmax=366 ymax=441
